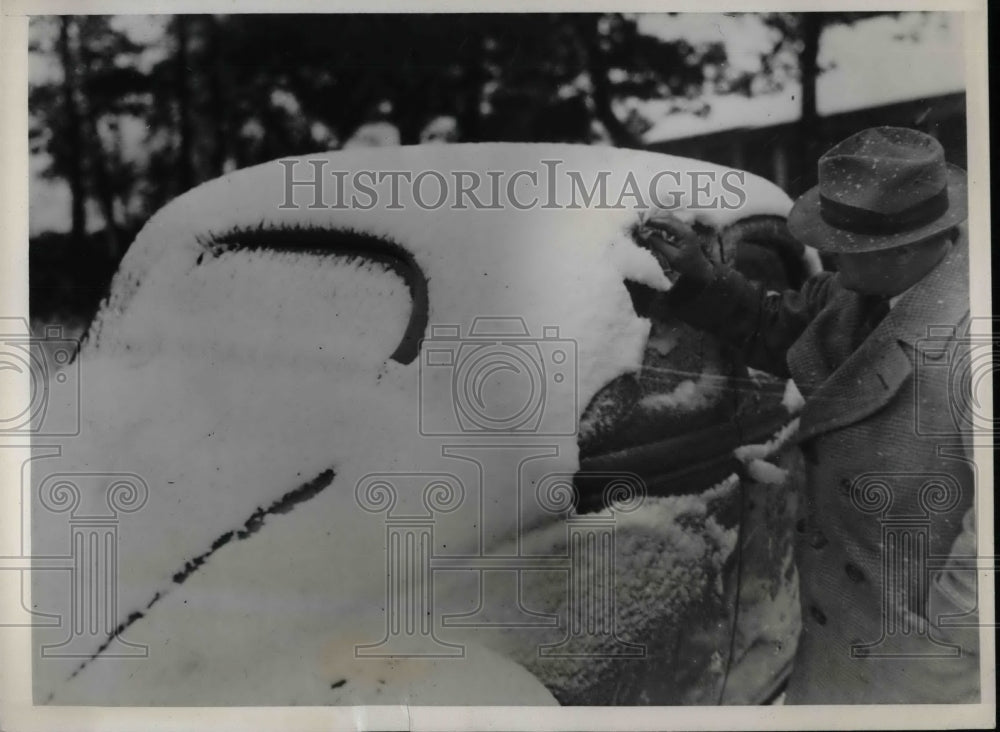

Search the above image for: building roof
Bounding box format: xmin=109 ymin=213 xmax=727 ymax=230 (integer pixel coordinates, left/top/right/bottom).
xmin=639 ymin=11 xmax=964 ymax=145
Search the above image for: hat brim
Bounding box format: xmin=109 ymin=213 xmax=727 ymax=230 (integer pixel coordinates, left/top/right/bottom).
xmin=787 ymin=164 xmax=968 ymax=253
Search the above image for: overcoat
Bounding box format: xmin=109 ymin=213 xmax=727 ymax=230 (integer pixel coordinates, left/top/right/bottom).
xmin=666 ymin=228 xmax=979 ymax=704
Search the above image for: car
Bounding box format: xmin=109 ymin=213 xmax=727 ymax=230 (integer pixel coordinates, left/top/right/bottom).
xmin=31 ymin=143 xmax=816 ymax=706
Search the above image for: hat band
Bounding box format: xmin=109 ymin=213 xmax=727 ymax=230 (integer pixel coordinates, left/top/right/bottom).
xmin=819 ymin=186 xmax=949 ymax=235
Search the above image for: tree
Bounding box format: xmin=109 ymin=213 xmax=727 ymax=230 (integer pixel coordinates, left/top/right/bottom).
xmin=54 ymin=17 xmax=86 ymax=242
xmin=760 ymin=12 xmax=903 ymax=191
xmin=29 ymin=13 xmax=745 ymax=248
xmin=172 ymin=15 xmax=195 ymax=192
xmin=30 ymin=15 xmax=147 ymax=255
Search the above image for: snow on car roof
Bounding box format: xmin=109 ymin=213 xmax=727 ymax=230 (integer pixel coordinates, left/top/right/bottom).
xmin=91 ymin=143 xmax=790 ymax=341
xmin=37 ymin=144 xmax=793 ymax=703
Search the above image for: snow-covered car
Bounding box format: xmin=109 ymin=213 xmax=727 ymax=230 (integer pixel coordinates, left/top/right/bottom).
xmin=32 ymin=144 xmax=816 ymax=706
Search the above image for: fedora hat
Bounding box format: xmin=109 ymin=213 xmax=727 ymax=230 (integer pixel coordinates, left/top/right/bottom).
xmin=787 ymin=126 xmax=967 ymax=253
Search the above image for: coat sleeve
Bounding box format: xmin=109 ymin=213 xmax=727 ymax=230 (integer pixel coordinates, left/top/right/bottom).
xmin=661 ymin=264 xmax=838 ymax=378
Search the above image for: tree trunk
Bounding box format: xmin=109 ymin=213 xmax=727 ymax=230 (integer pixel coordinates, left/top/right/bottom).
xmin=174 ymin=16 xmax=195 ymax=191
xmin=77 ymin=20 xmax=121 ymax=261
xmin=793 ymin=13 xmax=824 ymax=194
xmin=56 ymin=17 xmax=87 ymax=243
xmin=454 ymin=26 xmax=487 ymax=143
xmin=205 ymin=15 xmax=229 ymax=176
xmin=800 ymin=15 xmax=821 ymax=128
xmin=576 ymin=17 xmax=642 ymax=150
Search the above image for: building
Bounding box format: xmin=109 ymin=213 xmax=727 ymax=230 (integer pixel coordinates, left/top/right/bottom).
xmin=646 ymin=91 xmax=966 ymax=198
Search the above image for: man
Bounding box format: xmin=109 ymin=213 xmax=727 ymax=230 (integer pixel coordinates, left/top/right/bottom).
xmin=641 ymin=127 xmax=979 ymax=704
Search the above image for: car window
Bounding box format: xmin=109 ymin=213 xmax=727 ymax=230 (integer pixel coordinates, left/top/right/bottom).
xmin=580 ymin=215 xmax=800 ymax=460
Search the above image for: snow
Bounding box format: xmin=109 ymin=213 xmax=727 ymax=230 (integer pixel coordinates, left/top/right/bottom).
xmin=782 ymin=379 xmax=806 ymax=414
xmin=481 ymin=487 xmax=741 ymax=704
xmin=640 ymin=12 xmax=964 ymax=145
xmin=28 ymin=12 xmax=963 ymax=238
xmin=93 ymin=249 xmax=413 ymax=367
xmin=817 ymin=12 xmax=964 ymax=115
xmin=733 ymin=418 xmax=802 ymax=465
xmin=641 ymin=90 xmax=801 ymax=145
xmin=639 ymin=371 xmax=726 ymax=413
xmin=800 ymin=245 xmax=823 ymax=277
xmin=733 ymin=409 xmax=802 ymax=486
xmin=744 ymin=458 xmax=788 ymax=485
xmin=342 ymin=121 xmax=402 ymax=149
xmin=29 ymin=154 xmax=73 ymax=236
xmin=420 ymin=116 xmax=460 ymax=144
xmin=32 ymin=143 xmax=800 ymax=704
xmin=637 ymin=14 xmax=785 ymax=80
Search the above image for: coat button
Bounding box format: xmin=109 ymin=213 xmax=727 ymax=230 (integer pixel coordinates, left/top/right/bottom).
xmin=810 ymin=605 xmax=828 ymax=625
xmin=809 ymin=530 xmax=828 ymax=549
xmin=795 ymin=518 xmax=807 ymax=533
xmin=845 ymin=563 xmax=865 ymax=583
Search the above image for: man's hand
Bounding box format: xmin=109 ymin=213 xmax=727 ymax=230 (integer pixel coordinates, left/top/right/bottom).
xmin=638 ymin=213 xmax=714 ymax=286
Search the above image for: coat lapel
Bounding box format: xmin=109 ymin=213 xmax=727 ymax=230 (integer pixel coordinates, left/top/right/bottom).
xmin=788 ymin=226 xmax=970 ymax=444
xmin=792 ymin=328 xmax=912 ymax=443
